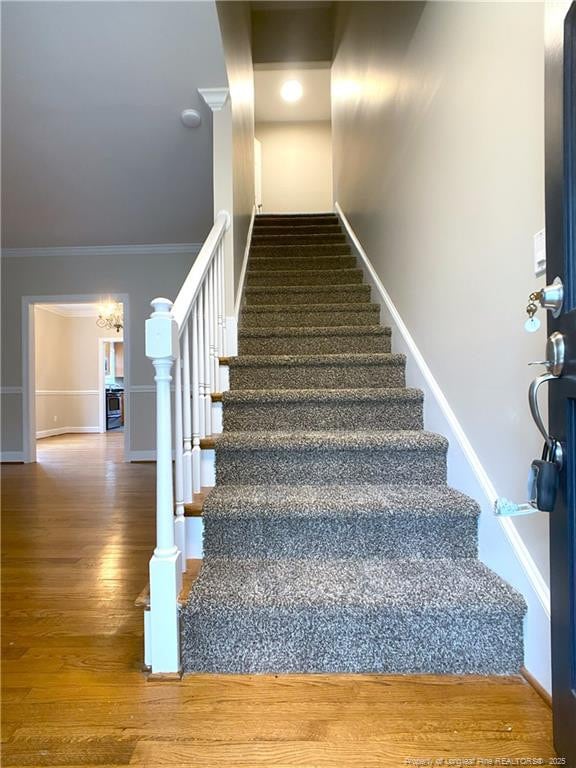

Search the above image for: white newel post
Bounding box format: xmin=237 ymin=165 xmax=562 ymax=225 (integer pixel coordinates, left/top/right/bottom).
xmin=145 ymin=298 xmax=183 ymax=673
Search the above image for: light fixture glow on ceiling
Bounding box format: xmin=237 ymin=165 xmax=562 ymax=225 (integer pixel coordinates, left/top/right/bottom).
xmin=281 ymin=80 xmax=303 ymax=103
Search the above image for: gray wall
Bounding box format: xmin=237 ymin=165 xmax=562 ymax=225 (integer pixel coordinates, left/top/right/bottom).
xmin=332 ymin=2 xmax=549 ymax=582
xmin=1 ymin=250 xmax=196 ymax=457
xmin=1 ymin=1 xmax=227 ymax=248
xmin=217 ymin=1 xmax=255 ymax=293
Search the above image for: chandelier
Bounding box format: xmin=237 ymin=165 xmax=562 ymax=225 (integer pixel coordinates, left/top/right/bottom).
xmin=96 ymin=301 xmax=123 ymax=333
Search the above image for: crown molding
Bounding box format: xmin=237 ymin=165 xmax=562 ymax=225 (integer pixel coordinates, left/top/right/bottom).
xmin=2 ymin=243 xmax=202 ymax=259
xmin=198 ymin=87 xmax=230 ymax=112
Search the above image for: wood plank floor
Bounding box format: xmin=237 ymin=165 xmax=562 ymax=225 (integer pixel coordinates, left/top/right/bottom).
xmin=1 ymin=433 xmax=555 ymax=767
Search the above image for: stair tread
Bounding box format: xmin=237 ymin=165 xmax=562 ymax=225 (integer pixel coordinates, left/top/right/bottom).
xmin=222 ymin=387 xmax=421 ymax=403
xmin=203 ymin=483 xmax=479 ymax=518
xmin=238 ymin=325 xmax=389 ymax=338
xmin=229 ymin=352 xmax=405 ymax=367
xmin=250 ymin=245 xmax=352 ymax=257
xmin=186 ymin=557 xmax=525 ymax=613
xmin=242 ymin=302 xmax=377 ymax=313
xmin=214 ymin=429 xmax=448 ymax=452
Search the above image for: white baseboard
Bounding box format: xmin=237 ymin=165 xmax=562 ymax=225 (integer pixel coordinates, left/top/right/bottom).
xmin=1 ymin=451 xmax=25 ymax=462
xmin=36 ymin=426 xmax=100 ymax=439
xmin=336 ymin=201 xmax=552 ymax=694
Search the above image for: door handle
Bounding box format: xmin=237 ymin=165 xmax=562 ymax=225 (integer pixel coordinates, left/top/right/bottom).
xmin=529 ymin=372 xmax=557 ymax=447
xmin=527 ymin=331 xmax=566 ymax=458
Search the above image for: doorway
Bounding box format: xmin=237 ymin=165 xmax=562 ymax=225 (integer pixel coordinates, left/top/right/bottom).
xmin=22 ymin=294 xmax=130 ymax=463
xmin=98 ymin=337 xmax=125 ymax=433
xmin=254 ymin=65 xmax=333 ymax=213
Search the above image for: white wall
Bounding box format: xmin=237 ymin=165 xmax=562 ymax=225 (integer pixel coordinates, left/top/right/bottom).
xmin=332 ymin=1 xmax=549 ymax=686
xmin=256 ymin=121 xmax=333 ymax=213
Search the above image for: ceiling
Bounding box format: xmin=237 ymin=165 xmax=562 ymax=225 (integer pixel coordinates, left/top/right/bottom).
xmin=255 ymin=67 xmax=331 ymax=123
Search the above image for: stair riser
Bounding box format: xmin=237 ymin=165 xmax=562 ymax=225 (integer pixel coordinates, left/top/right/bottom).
xmin=254 ymin=225 xmax=343 ymax=236
xmin=255 ymin=216 xmax=338 ymax=227
xmin=230 ymin=359 xmax=405 ymax=390
xmin=242 ymin=307 xmax=379 ymax=327
xmin=244 ymin=286 xmax=371 ymax=305
xmin=246 ymin=270 xmax=363 ymax=287
xmin=252 ymin=234 xmax=346 ymax=246
xmin=238 ymin=334 xmax=391 ymax=355
xmin=248 ymin=256 xmax=357 ymax=271
xmin=182 ymin=608 xmax=523 ymax=674
xmin=250 ymin=244 xmax=351 ymax=257
xmin=216 ymin=447 xmax=446 ymax=485
xmin=203 ymin=514 xmax=477 ymax=559
xmin=230 ymin=362 xmax=405 ymax=390
xmin=222 ymin=399 xmax=422 ymax=431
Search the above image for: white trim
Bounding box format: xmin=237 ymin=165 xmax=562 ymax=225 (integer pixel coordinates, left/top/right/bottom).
xmin=1 ymin=452 xmax=25 ymax=462
xmin=234 ymin=206 xmax=256 ymax=319
xmin=198 ymin=87 xmax=230 ymax=112
xmin=3 ymin=244 xmax=201 ymax=259
xmin=37 ymin=426 xmax=100 ymax=439
xmin=1 ymin=386 xmax=23 ymax=395
xmin=335 ymin=201 xmax=552 ymax=692
xmin=22 ymin=294 xmax=131 ymax=463
xmin=36 ymin=389 xmax=99 ymax=396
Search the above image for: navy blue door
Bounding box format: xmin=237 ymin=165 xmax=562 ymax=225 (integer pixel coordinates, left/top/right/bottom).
xmin=545 ymin=2 xmax=576 ymax=759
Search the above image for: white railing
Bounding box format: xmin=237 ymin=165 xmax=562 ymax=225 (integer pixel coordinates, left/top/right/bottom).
xmin=144 ymin=209 xmax=230 ymax=673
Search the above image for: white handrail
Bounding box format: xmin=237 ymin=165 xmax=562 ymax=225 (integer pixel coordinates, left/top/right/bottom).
xmin=171 ymin=210 xmax=230 ymax=331
xmin=144 ymin=209 xmax=231 ymax=673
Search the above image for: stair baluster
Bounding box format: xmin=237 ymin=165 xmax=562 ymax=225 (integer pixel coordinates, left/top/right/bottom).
xmin=173 ymin=342 xmax=186 ymax=569
xmin=203 ymin=279 xmax=212 ymax=435
xmin=191 ymin=302 xmax=202 ymax=495
xmin=182 ymin=323 xmax=193 ymax=504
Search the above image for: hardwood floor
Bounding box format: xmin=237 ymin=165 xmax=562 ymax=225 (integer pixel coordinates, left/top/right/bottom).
xmin=1 ymin=433 xmax=555 ymax=766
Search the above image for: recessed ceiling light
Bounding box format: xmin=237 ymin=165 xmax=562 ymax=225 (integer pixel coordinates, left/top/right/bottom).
xmin=281 ymin=80 xmax=303 ymax=103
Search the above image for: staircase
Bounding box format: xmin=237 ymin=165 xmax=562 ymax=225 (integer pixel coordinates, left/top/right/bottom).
xmin=180 ymin=212 xmax=525 ymax=675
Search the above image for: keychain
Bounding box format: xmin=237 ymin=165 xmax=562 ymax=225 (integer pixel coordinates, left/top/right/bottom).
xmin=525 ymin=290 xmax=543 ymax=333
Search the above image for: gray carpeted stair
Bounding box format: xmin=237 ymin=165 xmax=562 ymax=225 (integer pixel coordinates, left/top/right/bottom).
xmin=222 ymin=388 xmax=423 ymax=431
xmin=229 ymin=352 xmax=406 ymax=390
xmin=244 ymin=283 xmax=371 ymax=305
xmin=182 ymin=558 xmax=524 ymax=675
xmin=247 ymin=267 xmax=363 ymax=286
xmin=238 ymin=326 xmax=391 ymax=355
xmin=181 ymin=211 xmax=525 ymax=676
xmin=201 ymin=484 xmax=479 ymax=559
xmin=241 ymin=303 xmax=380 ymax=328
